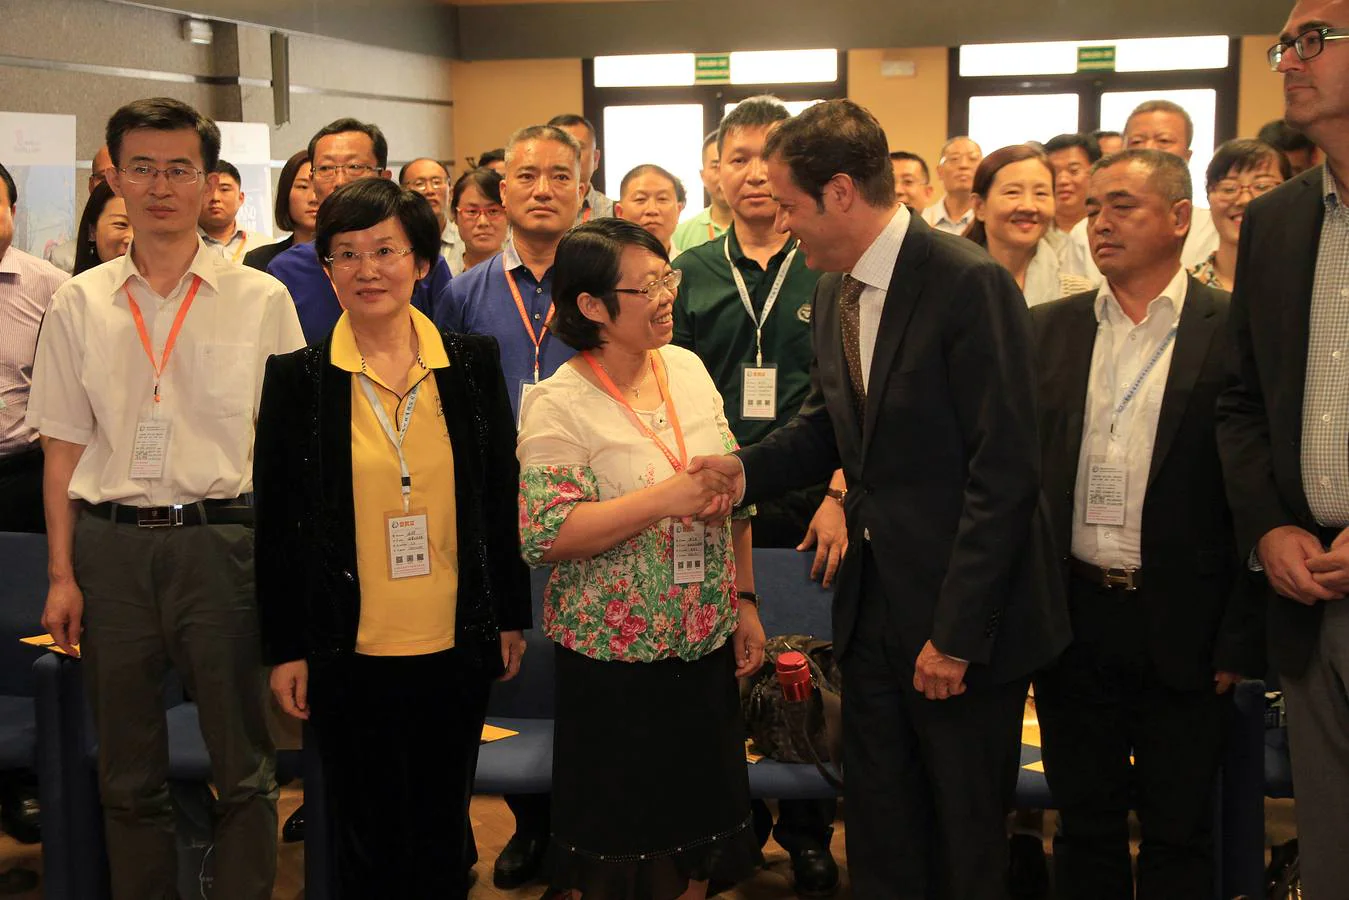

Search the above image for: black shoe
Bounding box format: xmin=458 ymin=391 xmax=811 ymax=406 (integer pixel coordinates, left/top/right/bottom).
xmin=494 ymin=832 xmax=547 ymax=889
xmin=281 ymin=805 xmax=305 ymax=844
xmin=1007 ymin=833 xmax=1049 ymax=900
xmin=0 ymin=795 xmax=39 ymax=845
xmin=790 ymin=846 xmax=839 ymax=898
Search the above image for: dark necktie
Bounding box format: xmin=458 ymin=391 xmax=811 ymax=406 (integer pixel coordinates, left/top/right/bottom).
xmin=839 ymin=274 xmax=866 ymax=415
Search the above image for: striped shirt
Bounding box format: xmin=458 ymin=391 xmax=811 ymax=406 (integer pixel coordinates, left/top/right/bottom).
xmin=0 ymin=246 xmax=68 ymax=455
xmin=1301 ymin=166 xmax=1349 ymax=526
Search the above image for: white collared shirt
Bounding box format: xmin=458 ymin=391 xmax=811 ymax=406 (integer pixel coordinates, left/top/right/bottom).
xmin=441 ymin=221 xmax=465 ymax=275
xmin=1070 ymin=265 xmax=1189 ymax=568
xmin=199 ymin=226 xmax=249 ymax=264
xmin=1023 ymin=239 xmax=1094 ymax=308
xmin=920 ymin=197 xmax=974 ymax=236
xmin=847 ymin=206 xmax=911 ymax=390
xmin=26 ymin=238 xmax=305 ymax=505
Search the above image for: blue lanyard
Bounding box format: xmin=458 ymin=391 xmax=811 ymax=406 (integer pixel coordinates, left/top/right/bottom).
xmin=1111 ymin=325 xmax=1177 ymax=433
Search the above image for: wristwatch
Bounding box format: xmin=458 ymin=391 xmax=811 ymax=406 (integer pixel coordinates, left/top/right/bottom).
xmin=736 ymin=590 xmax=759 ymax=607
xmin=825 ymin=487 xmax=847 ymax=504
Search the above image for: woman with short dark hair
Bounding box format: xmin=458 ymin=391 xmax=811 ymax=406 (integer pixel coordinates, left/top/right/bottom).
xmin=243 ymin=150 xmax=318 ymax=272
xmin=1193 ymin=138 xmax=1291 ymax=291
xmin=518 ymin=218 xmax=765 ymax=900
xmin=254 ymin=177 xmax=530 ymax=897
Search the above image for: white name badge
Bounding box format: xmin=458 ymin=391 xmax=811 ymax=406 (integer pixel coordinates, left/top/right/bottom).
xmin=673 ymin=521 xmax=707 ymax=585
xmin=386 ymin=510 xmax=432 ymax=579
xmin=129 ymin=419 xmax=171 ymax=481
xmin=741 ymin=364 xmax=778 ymax=420
xmin=517 ymin=379 xmax=541 ymax=427
xmin=1084 ymin=461 xmax=1127 ymax=526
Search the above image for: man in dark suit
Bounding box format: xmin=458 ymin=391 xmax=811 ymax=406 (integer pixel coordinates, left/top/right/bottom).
xmin=1216 ymin=2 xmax=1349 ymax=893
xmin=1033 ymin=149 xmax=1262 ymax=900
xmin=690 ymin=100 xmax=1070 ymax=899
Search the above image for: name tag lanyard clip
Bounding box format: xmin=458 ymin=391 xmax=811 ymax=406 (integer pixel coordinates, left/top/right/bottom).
xmin=359 ymin=374 xmax=423 ymax=513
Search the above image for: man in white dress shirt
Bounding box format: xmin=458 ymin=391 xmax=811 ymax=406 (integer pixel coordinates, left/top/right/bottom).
xmin=1066 ymin=100 xmax=1219 ymax=282
xmin=920 ymin=136 xmax=982 ymax=235
xmin=28 ymin=97 xmax=304 ymax=900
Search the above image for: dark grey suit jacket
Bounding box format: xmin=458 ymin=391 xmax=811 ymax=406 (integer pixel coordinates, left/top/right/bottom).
xmin=1216 ymin=164 xmax=1330 ymax=677
xmin=738 ymin=213 xmax=1069 ymax=686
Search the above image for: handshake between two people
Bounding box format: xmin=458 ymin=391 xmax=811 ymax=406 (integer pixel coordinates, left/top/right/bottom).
xmin=658 ymin=454 xmax=745 ymax=524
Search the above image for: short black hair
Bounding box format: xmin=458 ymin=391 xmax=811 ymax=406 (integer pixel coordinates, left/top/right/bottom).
xmin=1257 ymin=119 xmax=1316 ymax=154
xmin=1043 ymin=132 xmax=1102 ymax=164
xmin=619 ymin=164 xmax=686 ymax=205
xmin=702 ymin=130 xmax=719 ymax=153
xmin=1205 ymin=138 xmax=1292 ymax=193
xmin=451 ymin=167 xmax=504 ymax=210
xmin=550 ymin=218 xmax=670 ymax=352
xmin=547 ymin=114 xmax=596 ymax=141
xmin=314 ymin=177 xmax=441 ymax=272
xmin=1092 ymin=148 xmax=1193 ymax=204
xmin=763 ymin=99 xmax=895 ymax=209
xmin=213 ymin=159 xmax=241 ymax=185
xmin=307 ymin=118 xmax=388 ymax=171
xmin=0 ymin=162 xmax=15 ymax=208
xmin=274 ymin=150 xmax=310 ymax=233
xmin=718 ymin=95 xmax=791 ymax=152
xmin=106 ymin=97 xmax=221 ymax=172
xmin=888 ymin=150 xmax=930 ymax=183
xmin=1126 ymin=99 xmax=1194 ymax=149
xmin=1091 ymin=129 xmax=1122 ymax=143
xmin=505 ymin=125 xmax=582 ymax=171
xmin=73 ymin=181 xmax=119 ymax=275
xmin=397 ymin=157 xmax=449 ymax=186
xmin=477 ymin=148 xmax=505 ymax=167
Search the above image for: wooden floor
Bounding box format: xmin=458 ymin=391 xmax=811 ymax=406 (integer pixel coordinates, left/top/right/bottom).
xmin=0 ymin=790 xmax=1298 ymax=899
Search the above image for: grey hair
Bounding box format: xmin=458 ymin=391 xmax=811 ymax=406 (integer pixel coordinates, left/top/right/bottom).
xmin=1092 ymin=148 xmax=1193 ymax=204
xmin=1125 ymin=99 xmax=1195 ymax=149
xmin=504 ymin=124 xmax=582 ymax=173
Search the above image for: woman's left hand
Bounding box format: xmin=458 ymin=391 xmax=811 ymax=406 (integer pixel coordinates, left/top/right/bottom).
xmin=498 ymin=630 xmax=526 ymax=681
xmin=733 ymin=602 xmax=766 ymax=677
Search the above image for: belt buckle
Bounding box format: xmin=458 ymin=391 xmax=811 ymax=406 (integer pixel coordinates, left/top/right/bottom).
xmin=1103 ymin=567 xmax=1138 ymax=591
xmin=136 ymin=505 xmax=184 ymax=528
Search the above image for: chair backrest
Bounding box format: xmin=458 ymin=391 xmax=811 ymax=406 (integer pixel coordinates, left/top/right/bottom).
xmin=750 ymin=548 xmax=834 ymax=640
xmin=0 ymin=533 xmax=51 ymax=697
xmin=485 ymin=565 xmax=556 ymax=718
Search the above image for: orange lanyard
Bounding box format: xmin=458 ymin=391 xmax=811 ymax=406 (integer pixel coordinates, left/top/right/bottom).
xmin=707 ymin=222 xmax=715 ymax=241
xmin=582 ymin=350 xmax=688 ymax=472
xmin=125 ymin=274 xmax=203 ymax=404
xmin=504 ymin=265 xmax=552 ymax=381
xmin=229 ymin=232 xmax=248 ymax=262
xmin=581 ymin=206 xmax=593 ymax=223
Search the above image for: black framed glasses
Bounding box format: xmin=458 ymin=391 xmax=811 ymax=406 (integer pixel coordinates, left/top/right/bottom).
xmin=613 ymin=270 xmax=682 ymax=300
xmin=1268 ymin=26 xmax=1349 ymax=69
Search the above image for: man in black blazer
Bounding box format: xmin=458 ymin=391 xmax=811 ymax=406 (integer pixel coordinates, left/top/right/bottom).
xmin=1033 ymin=149 xmax=1262 ymax=900
xmin=691 ymin=100 xmax=1069 ymax=899
xmin=1216 ymin=2 xmax=1349 ymax=893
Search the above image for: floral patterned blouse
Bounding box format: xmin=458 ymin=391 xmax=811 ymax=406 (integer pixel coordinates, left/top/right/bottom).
xmin=517 ymin=345 xmax=747 ymax=663
xmin=1191 ymin=252 xmax=1226 ymax=289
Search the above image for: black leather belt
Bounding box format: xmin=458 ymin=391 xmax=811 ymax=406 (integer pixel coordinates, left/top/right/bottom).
xmin=1070 ymin=557 xmax=1142 ymax=591
xmin=83 ymin=499 xmax=253 ymax=528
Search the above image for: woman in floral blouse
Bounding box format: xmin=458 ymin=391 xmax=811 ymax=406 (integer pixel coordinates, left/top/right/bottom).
xmin=518 ymin=218 xmax=766 ymax=900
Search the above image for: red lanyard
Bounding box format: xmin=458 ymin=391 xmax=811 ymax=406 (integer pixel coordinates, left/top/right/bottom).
xmin=124 ymin=274 xmax=203 ymax=403
xmin=503 ymin=266 xmax=552 ymax=381
xmin=582 ymin=350 xmax=688 ymax=472
xmin=581 ymin=206 xmax=593 ymax=223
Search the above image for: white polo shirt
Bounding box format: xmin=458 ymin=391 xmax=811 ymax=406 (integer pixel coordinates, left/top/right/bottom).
xmin=26 ymin=238 xmax=305 ymax=506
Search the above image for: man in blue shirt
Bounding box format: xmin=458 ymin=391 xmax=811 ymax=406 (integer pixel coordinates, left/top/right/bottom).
xmin=268 ymin=118 xmax=453 ymax=343
xmin=436 ymin=124 xmax=585 ymax=417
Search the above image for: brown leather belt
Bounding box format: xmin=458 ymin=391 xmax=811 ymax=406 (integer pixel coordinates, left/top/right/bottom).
xmin=1070 ymin=557 xmax=1142 ymax=591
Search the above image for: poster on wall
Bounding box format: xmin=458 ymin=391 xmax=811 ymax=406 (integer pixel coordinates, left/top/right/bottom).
xmin=216 ymin=121 xmax=274 ymax=242
xmin=0 ymin=112 xmax=76 ymax=258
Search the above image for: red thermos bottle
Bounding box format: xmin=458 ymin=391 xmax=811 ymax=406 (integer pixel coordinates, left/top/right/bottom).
xmin=776 ymin=650 xmax=812 ymax=703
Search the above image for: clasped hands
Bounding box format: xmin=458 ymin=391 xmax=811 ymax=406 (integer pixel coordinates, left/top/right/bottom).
xmin=1259 ymin=524 xmax=1349 ymax=605
xmin=667 ymin=454 xmax=745 ymax=523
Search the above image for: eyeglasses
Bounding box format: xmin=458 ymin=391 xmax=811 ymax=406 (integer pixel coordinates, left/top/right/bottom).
xmin=119 ymin=164 xmax=203 ymax=185
xmin=1268 ymin=26 xmax=1349 ymax=69
xmin=613 ymin=270 xmax=682 ymax=300
xmin=1211 ymin=179 xmax=1284 ymax=201
xmin=409 ymin=177 xmax=447 ymax=192
xmin=325 ymin=247 xmax=415 ymax=271
xmin=457 ymin=205 xmax=506 ymax=221
xmin=312 ymin=163 xmax=381 ymax=182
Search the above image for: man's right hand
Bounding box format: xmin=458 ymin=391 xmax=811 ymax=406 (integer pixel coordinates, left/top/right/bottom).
xmin=270 ymin=660 xmax=310 ymax=720
xmin=685 ymin=455 xmax=746 ymax=522
xmin=1258 ymin=525 xmax=1343 ymax=605
xmin=42 ymin=579 xmax=84 ymax=657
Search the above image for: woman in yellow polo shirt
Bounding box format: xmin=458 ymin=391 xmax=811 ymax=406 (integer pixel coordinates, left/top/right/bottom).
xmin=254 ymin=177 xmax=530 ymax=897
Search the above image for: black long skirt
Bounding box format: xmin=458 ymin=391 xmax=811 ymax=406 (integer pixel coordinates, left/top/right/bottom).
xmin=550 ymin=641 xmax=762 ymax=899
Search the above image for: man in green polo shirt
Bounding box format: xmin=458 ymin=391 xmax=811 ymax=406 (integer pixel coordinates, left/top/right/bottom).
xmin=672 ymin=130 xmax=731 ymax=253
xmin=673 ymin=95 xmax=844 ymax=898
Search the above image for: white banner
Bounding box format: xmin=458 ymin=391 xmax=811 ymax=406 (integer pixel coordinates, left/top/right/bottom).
xmin=216 ymin=121 xmax=275 ymax=240
xmin=0 ymin=112 xmax=77 ymax=257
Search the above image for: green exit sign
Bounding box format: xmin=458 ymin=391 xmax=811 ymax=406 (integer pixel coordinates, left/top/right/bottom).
xmin=1077 ymin=45 xmax=1117 ymax=72
xmin=695 ymin=53 xmax=731 ymax=83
